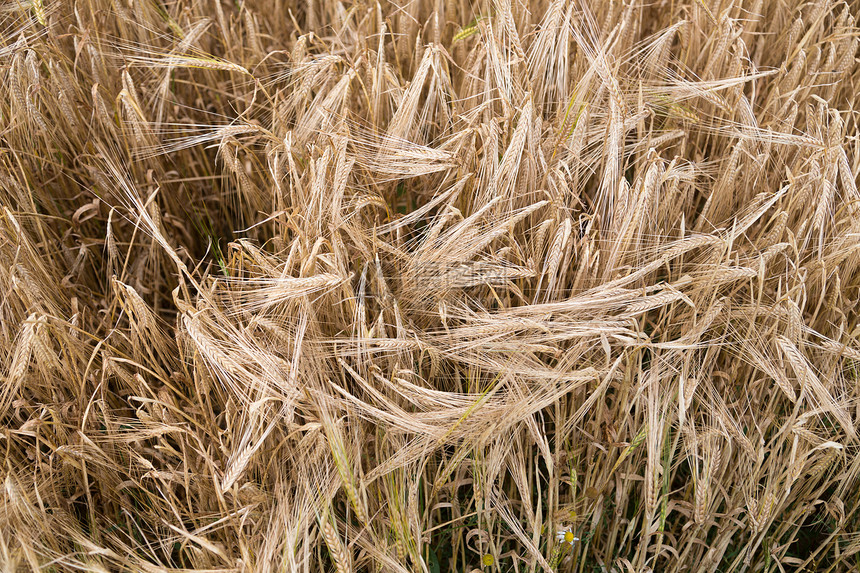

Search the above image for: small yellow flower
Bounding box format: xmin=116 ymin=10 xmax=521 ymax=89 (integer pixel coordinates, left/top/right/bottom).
xmin=556 ymin=526 xmax=579 ymax=545
xmin=481 ymin=554 xmax=495 ymax=567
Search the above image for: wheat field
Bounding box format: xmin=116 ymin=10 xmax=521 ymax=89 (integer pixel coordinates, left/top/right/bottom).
xmin=1 ymin=0 xmax=860 ymax=571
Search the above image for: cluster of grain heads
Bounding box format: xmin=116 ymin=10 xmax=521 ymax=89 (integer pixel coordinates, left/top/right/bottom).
xmin=1 ymin=0 xmax=860 ymax=572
